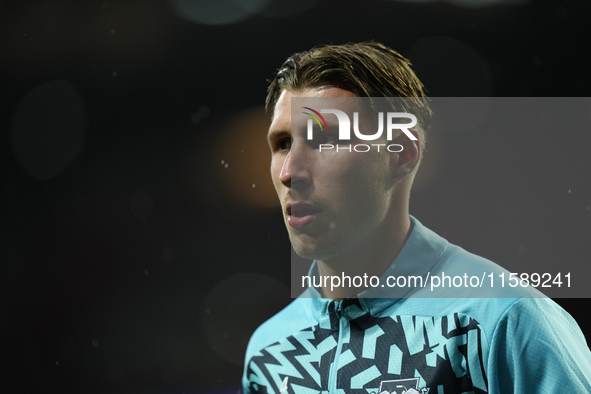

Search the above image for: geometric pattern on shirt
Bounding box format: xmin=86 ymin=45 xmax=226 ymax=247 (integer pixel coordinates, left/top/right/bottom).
xmin=246 ymin=300 xmax=488 ymax=394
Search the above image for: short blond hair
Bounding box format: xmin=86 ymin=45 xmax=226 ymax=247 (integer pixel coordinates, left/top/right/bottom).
xmin=266 ymin=42 xmax=433 ymax=152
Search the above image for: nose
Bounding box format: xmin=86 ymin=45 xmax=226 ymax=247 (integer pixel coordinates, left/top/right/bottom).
xmin=279 ymin=150 xmax=291 ymax=187
xmin=279 ymin=142 xmax=311 ymax=190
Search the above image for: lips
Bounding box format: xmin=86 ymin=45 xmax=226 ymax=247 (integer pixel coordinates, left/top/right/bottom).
xmin=286 ymin=202 xmax=320 ymax=228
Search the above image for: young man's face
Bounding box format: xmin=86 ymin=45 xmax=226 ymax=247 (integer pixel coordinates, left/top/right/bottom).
xmin=267 ymin=86 xmax=398 ymax=261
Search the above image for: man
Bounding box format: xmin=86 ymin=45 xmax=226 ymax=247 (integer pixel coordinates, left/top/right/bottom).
xmin=243 ymin=42 xmax=591 ymax=394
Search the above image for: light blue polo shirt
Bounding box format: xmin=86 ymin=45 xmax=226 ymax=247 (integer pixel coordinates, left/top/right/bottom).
xmin=243 ymin=216 xmax=591 ymax=394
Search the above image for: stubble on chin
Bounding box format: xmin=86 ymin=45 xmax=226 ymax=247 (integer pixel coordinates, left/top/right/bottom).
xmin=289 ymin=225 xmax=346 ymax=262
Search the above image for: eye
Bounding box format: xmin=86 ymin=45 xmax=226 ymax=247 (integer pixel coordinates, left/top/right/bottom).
xmin=317 ymin=133 xmax=336 ymax=145
xmin=308 ymin=132 xmax=339 ymax=149
xmin=276 ymin=137 xmax=292 ymax=152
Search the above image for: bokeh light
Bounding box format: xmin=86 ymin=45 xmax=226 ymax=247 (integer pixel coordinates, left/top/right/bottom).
xmin=382 ymin=0 xmax=528 ymax=6
xmin=171 ymin=0 xmax=271 ymax=25
xmin=201 ymin=273 xmax=290 ymax=366
xmin=191 ymin=106 xmax=279 ymax=209
xmin=10 ymin=80 xmax=87 ymax=180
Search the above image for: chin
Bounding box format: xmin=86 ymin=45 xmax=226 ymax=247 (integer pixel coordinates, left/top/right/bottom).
xmin=292 ymin=246 xmax=328 ymax=261
xmin=291 ymin=234 xmax=345 ymax=261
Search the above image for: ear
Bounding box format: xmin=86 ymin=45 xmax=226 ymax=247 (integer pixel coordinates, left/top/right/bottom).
xmin=389 ymin=128 xmax=421 ymax=185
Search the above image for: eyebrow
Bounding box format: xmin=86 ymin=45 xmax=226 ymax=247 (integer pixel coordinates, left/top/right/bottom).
xmin=324 ymin=121 xmax=339 ymax=130
xmin=267 ymin=129 xmax=290 ymax=145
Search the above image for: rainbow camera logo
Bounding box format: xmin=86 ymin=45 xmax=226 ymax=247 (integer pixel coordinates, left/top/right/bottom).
xmin=302 ymin=107 xmax=329 ymax=132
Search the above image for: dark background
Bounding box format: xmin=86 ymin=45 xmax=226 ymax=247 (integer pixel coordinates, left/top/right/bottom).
xmin=1 ymin=0 xmax=590 ymax=392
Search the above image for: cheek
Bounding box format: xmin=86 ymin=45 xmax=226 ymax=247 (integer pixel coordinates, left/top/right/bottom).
xmin=341 ymin=154 xmax=388 ymax=193
xmin=270 ymin=158 xmax=283 ymax=188
xmin=333 ymin=152 xmax=381 ymax=177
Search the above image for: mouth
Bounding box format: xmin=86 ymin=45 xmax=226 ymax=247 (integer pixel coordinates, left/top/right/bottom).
xmin=286 ymin=202 xmax=320 ymax=229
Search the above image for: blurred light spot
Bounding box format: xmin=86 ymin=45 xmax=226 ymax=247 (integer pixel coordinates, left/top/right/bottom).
xmin=405 ymin=36 xmax=493 ymax=96
xmin=207 ymin=106 xmax=279 ymax=208
xmin=171 ymin=0 xmax=271 ymax=26
xmin=329 ymin=222 xmax=336 ymax=229
xmin=224 ymin=163 xmax=228 ymax=168
xmin=92 ymin=339 xmax=99 ymax=347
xmin=201 ymin=273 xmax=289 ymax=366
xmin=112 ymin=71 xmax=118 ymax=77
xmin=257 ymin=0 xmax=320 ymax=18
xmin=252 ymin=183 xmax=256 ymax=188
xmin=191 ymin=113 xmax=201 ymax=124
xmin=568 ymin=189 xmax=571 ymax=194
xmin=144 ymin=269 xmax=149 ymax=275
xmin=517 ymin=244 xmax=526 ymax=256
xmin=199 ymin=105 xmax=210 ymax=118
xmin=10 ymin=80 xmax=87 ymax=181
xmin=533 ymin=56 xmax=541 ymax=66
xmin=110 ymin=29 xmax=115 ymax=34
xmin=162 ymin=246 xmax=175 ymax=263
xmin=381 ymin=0 xmax=528 ymax=6
xmin=131 ymin=191 xmax=154 ymax=220
xmin=56 ymin=361 xmax=59 ymax=365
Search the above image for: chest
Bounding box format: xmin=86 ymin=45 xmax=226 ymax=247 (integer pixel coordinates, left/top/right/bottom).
xmin=246 ymin=308 xmax=489 ymax=394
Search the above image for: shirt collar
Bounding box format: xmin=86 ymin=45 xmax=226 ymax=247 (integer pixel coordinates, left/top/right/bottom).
xmin=303 ymin=215 xmax=449 ymax=317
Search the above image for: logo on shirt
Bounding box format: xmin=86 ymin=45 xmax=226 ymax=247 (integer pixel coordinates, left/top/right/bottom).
xmin=372 ymin=378 xmax=428 ymax=394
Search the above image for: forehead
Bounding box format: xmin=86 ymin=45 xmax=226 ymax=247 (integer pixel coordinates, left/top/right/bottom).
xmin=276 ymin=86 xmax=357 ymax=109
xmin=269 ymin=86 xmax=357 ymax=133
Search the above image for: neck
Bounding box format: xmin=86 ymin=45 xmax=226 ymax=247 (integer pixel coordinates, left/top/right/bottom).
xmin=317 ymin=208 xmax=412 ymax=300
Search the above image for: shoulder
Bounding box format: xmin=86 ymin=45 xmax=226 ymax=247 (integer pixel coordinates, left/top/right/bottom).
xmin=243 ymin=294 xmax=319 ymax=365
xmin=487 ymin=297 xmax=591 ymax=392
xmin=491 ymin=296 xmax=587 ymax=344
xmin=430 ymin=242 xmax=546 ymax=299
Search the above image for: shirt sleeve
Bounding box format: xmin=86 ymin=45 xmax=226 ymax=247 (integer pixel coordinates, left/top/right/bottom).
xmin=487 ymin=297 xmax=591 ymax=393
